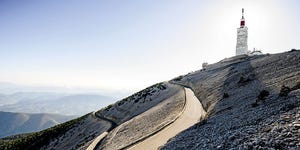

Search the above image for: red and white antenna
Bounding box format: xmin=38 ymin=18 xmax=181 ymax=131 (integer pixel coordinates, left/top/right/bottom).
xmin=240 ymin=8 xmax=245 ymax=27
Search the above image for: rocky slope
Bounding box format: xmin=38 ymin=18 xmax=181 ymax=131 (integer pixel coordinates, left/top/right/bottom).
xmin=0 ymin=50 xmax=299 ymax=150
xmin=97 ymin=85 xmax=185 ymax=149
xmin=163 ymin=50 xmax=300 ymax=149
xmin=41 ymin=82 xmax=183 ymax=150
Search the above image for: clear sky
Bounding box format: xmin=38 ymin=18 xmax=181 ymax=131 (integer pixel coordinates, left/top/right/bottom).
xmin=0 ymin=0 xmax=299 ymax=92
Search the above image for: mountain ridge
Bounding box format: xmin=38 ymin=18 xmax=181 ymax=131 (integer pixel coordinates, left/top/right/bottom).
xmin=0 ymin=93 xmax=114 ymax=116
xmin=0 ymin=50 xmax=299 ymax=149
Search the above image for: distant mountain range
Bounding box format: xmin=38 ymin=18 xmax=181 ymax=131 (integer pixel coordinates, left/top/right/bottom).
xmin=0 ymin=111 xmax=74 ymax=138
xmin=0 ymin=83 xmax=123 ymax=138
xmin=0 ymin=82 xmax=131 ymax=99
xmin=0 ymin=92 xmax=116 ymax=116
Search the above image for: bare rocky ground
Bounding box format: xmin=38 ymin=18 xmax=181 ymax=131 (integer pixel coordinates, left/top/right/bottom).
xmin=96 ymin=82 xmax=179 ymax=125
xmin=162 ymin=50 xmax=300 ymax=149
xmin=98 ymin=85 xmax=185 ymax=150
xmin=1 ymin=50 xmax=299 ymax=150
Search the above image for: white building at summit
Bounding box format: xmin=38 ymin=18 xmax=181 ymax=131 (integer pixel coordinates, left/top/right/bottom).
xmin=236 ymin=8 xmax=248 ymax=56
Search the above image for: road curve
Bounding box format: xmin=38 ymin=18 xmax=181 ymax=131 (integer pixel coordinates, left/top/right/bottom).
xmin=86 ymin=112 xmax=116 ymax=150
xmin=86 ymin=132 xmax=108 ymax=150
xmin=128 ymin=88 xmax=207 ymax=150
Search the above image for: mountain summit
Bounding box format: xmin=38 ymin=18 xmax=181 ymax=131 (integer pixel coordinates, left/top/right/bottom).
xmin=1 ymin=50 xmax=299 ymax=150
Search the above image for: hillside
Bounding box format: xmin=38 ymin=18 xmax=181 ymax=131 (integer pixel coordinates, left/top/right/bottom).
xmin=163 ymin=50 xmax=300 ymax=149
xmin=0 ymin=111 xmax=74 ymax=138
xmin=0 ymin=82 xmax=185 ymax=149
xmin=0 ymin=50 xmax=299 ymax=150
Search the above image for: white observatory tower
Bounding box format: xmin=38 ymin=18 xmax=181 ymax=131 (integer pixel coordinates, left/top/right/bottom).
xmin=236 ymin=8 xmax=248 ymax=55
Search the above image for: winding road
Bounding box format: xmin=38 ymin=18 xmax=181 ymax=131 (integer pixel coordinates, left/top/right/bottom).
xmin=127 ymin=87 xmax=206 ymax=150
xmin=86 ymin=112 xmax=116 ymax=150
xmin=87 ymin=87 xmax=206 ymax=150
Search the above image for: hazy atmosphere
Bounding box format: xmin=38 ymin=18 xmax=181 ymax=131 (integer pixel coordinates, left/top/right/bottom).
xmin=1 ymin=0 xmax=299 ymax=92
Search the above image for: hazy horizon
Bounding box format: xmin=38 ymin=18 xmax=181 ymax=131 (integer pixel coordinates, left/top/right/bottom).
xmin=1 ymin=0 xmax=299 ymax=92
xmin=0 ymin=81 xmax=132 ymax=99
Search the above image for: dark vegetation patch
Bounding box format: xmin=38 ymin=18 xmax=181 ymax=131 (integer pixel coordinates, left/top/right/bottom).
xmin=223 ymin=93 xmax=229 ymax=98
xmin=237 ymin=74 xmax=255 ymax=86
xmin=257 ymin=90 xmax=270 ymax=101
xmin=279 ymin=85 xmax=291 ymax=97
xmin=290 ymin=49 xmax=298 ymax=52
xmin=293 ymin=82 xmax=300 ymax=90
xmin=252 ymin=90 xmax=270 ymax=107
xmin=118 ymin=101 xmax=125 ymax=106
xmin=279 ymin=82 xmax=300 ymax=97
xmin=238 ymin=76 xmax=251 ymax=84
xmin=105 ymin=104 xmax=113 ymax=111
xmin=102 ymin=82 xmax=167 ymax=111
xmin=251 ymin=102 xmax=259 ymax=107
xmin=172 ymin=75 xmax=183 ymax=81
xmin=0 ymin=114 xmax=88 ymax=150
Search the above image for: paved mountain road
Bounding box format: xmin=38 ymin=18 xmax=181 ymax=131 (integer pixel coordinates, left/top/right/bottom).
xmin=86 ymin=112 xmax=115 ymax=150
xmin=128 ymin=88 xmax=206 ymax=150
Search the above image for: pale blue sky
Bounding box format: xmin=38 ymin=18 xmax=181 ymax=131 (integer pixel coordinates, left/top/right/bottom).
xmin=0 ymin=0 xmax=299 ymax=92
